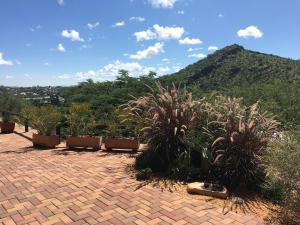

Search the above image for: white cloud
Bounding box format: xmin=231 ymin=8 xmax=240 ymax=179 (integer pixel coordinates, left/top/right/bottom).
xmin=148 ymin=0 xmax=177 ymax=8
xmin=130 ymin=42 xmax=164 ymax=60
xmin=57 ymin=43 xmax=66 ymax=52
xmin=15 ymin=59 xmax=21 ymax=65
xmin=57 ymin=0 xmax=64 ymax=6
xmin=0 ymin=53 xmax=13 ymax=66
xmin=44 ymin=62 xmax=50 ymax=66
xmin=153 ymin=24 xmax=184 ymax=40
xmin=158 ymin=66 xmax=171 ymax=74
xmin=134 ymin=29 xmax=157 ymax=42
xmin=58 ymin=74 xmax=71 ymax=80
xmin=187 ymin=47 xmax=203 ymax=52
xmin=113 ymin=21 xmax=125 ymax=27
xmin=61 ymin=29 xmax=84 ymax=42
xmin=30 ymin=25 xmax=42 ymax=32
xmin=173 ymin=65 xmax=182 ymax=72
xmin=177 ymin=10 xmax=184 ymax=15
xmin=74 ymin=60 xmax=183 ymax=81
xmin=76 ymin=61 xmax=143 ymax=81
xmin=237 ymin=26 xmax=263 ymax=39
xmin=5 ymin=75 xmax=13 ymax=79
xmin=162 ymin=58 xmax=170 ymax=62
xmin=24 ymin=74 xmax=32 ymax=79
xmin=80 ymin=44 xmax=92 ymax=49
xmin=208 ymin=46 xmax=218 ymax=51
xmin=188 ymin=53 xmax=207 ymax=59
xmin=87 ymin=22 xmax=100 ymax=30
xmin=143 ymin=67 xmax=156 ymax=75
xmin=76 ymin=70 xmax=97 ymax=80
xmin=129 ymin=17 xmax=145 ymax=22
xmin=133 ymin=24 xmax=184 ymax=42
xmin=179 ymin=37 xmax=202 ymax=45
xmin=218 ymin=13 xmax=223 ymax=18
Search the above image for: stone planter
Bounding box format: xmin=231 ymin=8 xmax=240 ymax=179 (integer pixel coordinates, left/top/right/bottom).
xmin=187 ymin=182 xmax=228 ymax=199
xmin=0 ymin=122 xmax=15 ymax=133
xmin=104 ymin=138 xmax=139 ymax=152
xmin=66 ymin=136 xmax=101 ymax=150
xmin=32 ymin=133 xmax=60 ymax=148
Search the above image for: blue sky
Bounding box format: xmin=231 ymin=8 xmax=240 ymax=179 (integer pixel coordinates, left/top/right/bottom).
xmin=0 ymin=0 xmax=299 ymax=86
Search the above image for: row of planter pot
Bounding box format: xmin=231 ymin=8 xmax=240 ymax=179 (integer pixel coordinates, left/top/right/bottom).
xmin=32 ymin=133 xmax=139 ymax=151
xmin=0 ymin=122 xmax=139 ymax=151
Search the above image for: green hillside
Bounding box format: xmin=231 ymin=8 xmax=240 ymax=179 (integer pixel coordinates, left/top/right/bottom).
xmin=60 ymin=44 xmax=300 ymax=128
xmin=162 ymin=44 xmax=300 ymax=90
xmin=160 ymin=44 xmax=300 ymax=127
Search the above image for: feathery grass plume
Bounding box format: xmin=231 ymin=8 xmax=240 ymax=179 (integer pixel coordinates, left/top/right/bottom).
xmin=208 ymin=96 xmax=278 ymax=188
xmin=125 ymin=82 xmax=208 ymax=177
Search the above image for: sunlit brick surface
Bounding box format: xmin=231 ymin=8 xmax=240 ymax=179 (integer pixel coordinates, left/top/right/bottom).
xmin=0 ymin=130 xmax=263 ymax=224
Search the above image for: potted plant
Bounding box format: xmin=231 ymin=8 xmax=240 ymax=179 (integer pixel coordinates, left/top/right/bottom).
xmin=104 ymin=109 xmax=139 ymax=152
xmin=104 ymin=137 xmax=139 ymax=152
xmin=1 ymin=112 xmax=16 ymax=133
xmin=66 ymin=104 xmax=101 ymax=150
xmin=0 ymin=92 xmax=21 ymax=133
xmin=24 ymin=105 xmax=61 ymax=148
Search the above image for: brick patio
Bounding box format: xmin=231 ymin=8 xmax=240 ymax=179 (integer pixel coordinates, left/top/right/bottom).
xmin=0 ymin=129 xmax=263 ymax=224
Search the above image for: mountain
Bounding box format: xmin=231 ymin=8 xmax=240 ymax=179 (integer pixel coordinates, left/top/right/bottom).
xmin=162 ymin=44 xmax=300 ymax=91
xmin=160 ymin=44 xmax=299 ymax=127
xmin=38 ymin=44 xmax=300 ymax=128
xmin=1 ymin=44 xmax=299 ymax=127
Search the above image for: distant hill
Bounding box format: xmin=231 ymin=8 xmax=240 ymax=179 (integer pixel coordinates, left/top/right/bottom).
xmin=160 ymin=44 xmax=300 ymax=127
xmin=162 ymin=44 xmax=300 ymax=91
xmin=3 ymin=44 xmax=299 ymax=128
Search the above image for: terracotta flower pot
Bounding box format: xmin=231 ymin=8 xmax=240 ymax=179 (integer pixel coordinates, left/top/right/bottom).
xmin=66 ymin=136 xmax=101 ymax=150
xmin=104 ymin=138 xmax=139 ymax=152
xmin=0 ymin=122 xmax=15 ymax=133
xmin=32 ymin=133 xmax=60 ymax=148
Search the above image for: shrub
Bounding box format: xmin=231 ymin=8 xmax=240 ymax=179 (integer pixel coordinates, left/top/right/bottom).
xmin=0 ymin=92 xmax=22 ymax=123
xmin=107 ymin=108 xmax=136 ymax=138
xmin=67 ymin=103 xmax=96 ymax=136
xmin=136 ymin=168 xmax=152 ymax=181
xmin=259 ymin=177 xmax=284 ymax=204
xmin=135 ymin=149 xmax=166 ymax=172
xmin=207 ymin=96 xmax=278 ymax=188
xmin=23 ymin=106 xmax=61 ymax=136
xmin=264 ymin=132 xmax=300 ymax=224
xmin=126 ymin=82 xmax=208 ymax=177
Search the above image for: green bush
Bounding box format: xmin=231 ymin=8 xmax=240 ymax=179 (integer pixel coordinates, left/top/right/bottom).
xmin=136 ymin=168 xmax=152 ymax=181
xmin=23 ymin=106 xmax=61 ymax=136
xmin=264 ymin=132 xmax=300 ymax=224
xmin=207 ymin=96 xmax=278 ymax=188
xmin=128 ymin=84 xmax=283 ymax=187
xmin=67 ymin=103 xmax=96 ymax=136
xmin=135 ymin=149 xmax=166 ymax=172
xmin=0 ymin=92 xmax=22 ymax=123
xmin=259 ymin=177 xmax=284 ymax=204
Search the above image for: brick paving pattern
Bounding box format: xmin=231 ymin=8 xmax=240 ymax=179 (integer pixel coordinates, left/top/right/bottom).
xmin=0 ymin=129 xmax=263 ymax=224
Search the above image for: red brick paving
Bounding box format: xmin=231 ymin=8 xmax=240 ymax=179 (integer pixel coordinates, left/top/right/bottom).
xmin=0 ymin=129 xmax=264 ymax=224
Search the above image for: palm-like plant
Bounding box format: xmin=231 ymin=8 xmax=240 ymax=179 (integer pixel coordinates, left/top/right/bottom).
xmin=125 ymin=82 xmax=207 ymax=175
xmin=23 ymin=105 xmax=61 ymax=136
xmin=0 ymin=92 xmax=22 ymax=123
xmin=208 ymin=96 xmax=278 ymax=188
xmin=67 ymin=103 xmax=96 ymax=136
